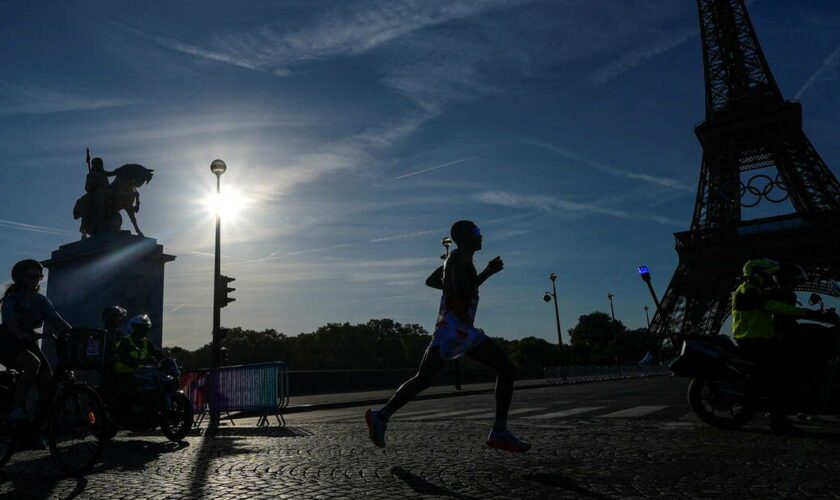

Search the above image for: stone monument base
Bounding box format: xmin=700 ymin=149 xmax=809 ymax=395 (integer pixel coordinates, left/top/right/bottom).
xmin=42 ymin=232 xmax=175 ymax=364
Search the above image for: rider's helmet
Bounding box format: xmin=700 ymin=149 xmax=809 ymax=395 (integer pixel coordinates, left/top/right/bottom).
xmin=11 ymin=259 xmax=44 ymax=285
xmin=129 ymin=314 xmax=152 ymax=338
xmin=742 ymin=258 xmax=780 ymax=287
xmin=102 ymin=305 xmax=127 ymax=328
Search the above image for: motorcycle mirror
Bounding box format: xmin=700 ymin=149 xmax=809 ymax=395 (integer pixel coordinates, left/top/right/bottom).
xmin=808 ymin=293 xmax=823 ymax=307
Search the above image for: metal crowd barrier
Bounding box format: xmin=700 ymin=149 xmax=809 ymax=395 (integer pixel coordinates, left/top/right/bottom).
xmin=180 ymin=361 xmax=289 ymax=427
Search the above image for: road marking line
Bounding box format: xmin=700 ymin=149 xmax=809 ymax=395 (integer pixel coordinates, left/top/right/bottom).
xmin=401 ymin=408 xmax=490 ymax=420
xmin=464 ymin=407 xmax=548 ymax=419
xmin=524 ymin=406 xmax=607 ymax=419
xmin=596 ymin=405 xmax=669 ymax=418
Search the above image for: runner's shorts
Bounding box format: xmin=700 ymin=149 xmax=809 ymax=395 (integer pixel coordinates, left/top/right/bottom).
xmin=429 ymin=312 xmax=488 ymax=361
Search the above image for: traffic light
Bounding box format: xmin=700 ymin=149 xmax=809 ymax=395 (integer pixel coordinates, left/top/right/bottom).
xmin=217 ymin=275 xmax=236 ymax=308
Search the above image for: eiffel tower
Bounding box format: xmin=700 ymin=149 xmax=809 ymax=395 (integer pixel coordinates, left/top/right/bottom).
xmin=651 ymin=0 xmax=840 ymax=343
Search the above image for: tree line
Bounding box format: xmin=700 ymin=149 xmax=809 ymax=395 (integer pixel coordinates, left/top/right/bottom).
xmin=163 ymin=312 xmax=667 ymax=372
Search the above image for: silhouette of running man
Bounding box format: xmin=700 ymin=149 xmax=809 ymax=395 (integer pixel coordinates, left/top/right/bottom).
xmin=366 ymin=220 xmax=530 ymax=452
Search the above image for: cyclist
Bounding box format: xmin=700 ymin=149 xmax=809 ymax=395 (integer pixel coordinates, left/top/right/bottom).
xmin=0 ymin=260 xmax=71 ymax=422
xmin=366 ymin=220 xmax=530 ymax=452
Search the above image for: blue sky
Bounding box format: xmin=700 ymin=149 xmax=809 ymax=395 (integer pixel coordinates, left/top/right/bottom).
xmin=1 ymin=0 xmax=839 ymax=349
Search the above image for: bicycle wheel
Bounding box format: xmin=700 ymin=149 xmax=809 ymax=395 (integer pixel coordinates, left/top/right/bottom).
xmin=46 ymin=385 xmax=107 ymax=476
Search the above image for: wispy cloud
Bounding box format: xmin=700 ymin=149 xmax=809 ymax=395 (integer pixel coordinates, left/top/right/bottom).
xmin=475 ymin=190 xmax=683 ymax=227
xmin=0 ymin=219 xmax=76 ymax=236
xmin=584 ymin=27 xmax=697 ymax=86
xmin=395 ymin=156 xmax=478 ymax=180
xmin=0 ymin=81 xmax=135 ymax=117
xmin=795 ymin=43 xmax=840 ymax=99
xmin=527 ymin=141 xmax=692 ymax=192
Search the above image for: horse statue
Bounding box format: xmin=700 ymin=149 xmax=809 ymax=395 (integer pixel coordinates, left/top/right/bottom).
xmin=73 ymin=164 xmax=155 ymax=238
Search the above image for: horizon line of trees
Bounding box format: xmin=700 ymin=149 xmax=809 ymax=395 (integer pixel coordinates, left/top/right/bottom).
xmin=163 ymin=312 xmax=667 ymax=372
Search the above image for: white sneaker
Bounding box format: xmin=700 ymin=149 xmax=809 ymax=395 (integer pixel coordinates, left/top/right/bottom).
xmin=486 ymin=429 xmax=531 ymax=453
xmin=7 ymin=407 xmax=28 ymax=423
xmin=365 ymin=409 xmax=387 ymax=448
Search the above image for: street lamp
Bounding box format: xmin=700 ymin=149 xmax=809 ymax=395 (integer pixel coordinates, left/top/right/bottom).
xmin=210 ymin=159 xmax=227 ymax=428
xmin=440 ymin=235 xmax=460 ymax=389
xmin=441 ymin=236 xmax=452 ymax=260
xmin=607 ymin=292 xmax=619 ymax=367
xmin=643 ymin=305 xmax=651 ymax=329
xmin=544 ymin=272 xmax=565 ymax=377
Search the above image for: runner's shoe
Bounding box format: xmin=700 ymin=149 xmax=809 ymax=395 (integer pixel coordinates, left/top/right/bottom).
xmin=486 ymin=429 xmax=530 ymax=452
xmin=365 ymin=409 xmax=387 ymax=448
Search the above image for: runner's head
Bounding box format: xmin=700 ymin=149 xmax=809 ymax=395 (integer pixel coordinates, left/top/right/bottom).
xmin=451 ymin=220 xmax=482 ymax=251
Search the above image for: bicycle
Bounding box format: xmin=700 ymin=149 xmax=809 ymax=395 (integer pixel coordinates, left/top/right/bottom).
xmin=0 ymin=328 xmax=109 ymax=476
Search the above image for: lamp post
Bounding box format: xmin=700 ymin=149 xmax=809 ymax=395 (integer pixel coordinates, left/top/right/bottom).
xmin=210 ymin=159 xmax=226 ymax=428
xmin=440 ymin=236 xmax=460 ymax=389
xmin=544 ymin=272 xmax=565 ymax=377
xmin=637 ymin=266 xmax=662 ymax=314
xmin=643 ymin=305 xmax=651 ymax=329
xmin=608 ymin=292 xmax=619 ymax=368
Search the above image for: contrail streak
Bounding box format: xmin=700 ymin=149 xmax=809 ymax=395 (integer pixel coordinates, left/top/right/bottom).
xmin=395 ymin=156 xmax=478 ymax=180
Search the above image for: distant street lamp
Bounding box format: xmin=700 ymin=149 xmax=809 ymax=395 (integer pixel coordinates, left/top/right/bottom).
xmin=440 ymin=236 xmax=460 ymax=390
xmin=643 ymin=305 xmax=651 ymax=329
xmin=608 ymin=292 xmax=619 ymax=367
xmin=441 ymin=236 xmax=452 ymax=260
xmin=544 ymin=272 xmax=565 ymax=376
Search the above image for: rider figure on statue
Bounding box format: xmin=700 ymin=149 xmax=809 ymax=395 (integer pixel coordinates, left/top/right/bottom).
xmin=83 ymin=157 xmax=116 ymax=237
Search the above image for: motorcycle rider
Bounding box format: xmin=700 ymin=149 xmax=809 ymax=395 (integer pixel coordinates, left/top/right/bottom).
xmin=112 ymin=314 xmax=160 ymax=413
xmin=732 ymin=258 xmax=839 ymax=427
xmin=0 ymin=260 xmax=72 ymax=422
xmin=100 ymin=306 xmax=127 ymax=397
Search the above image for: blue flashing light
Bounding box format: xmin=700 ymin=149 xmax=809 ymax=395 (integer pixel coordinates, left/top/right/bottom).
xmin=638 ymin=266 xmax=650 ymax=275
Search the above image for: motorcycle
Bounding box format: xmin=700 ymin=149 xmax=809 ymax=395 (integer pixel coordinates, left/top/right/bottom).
xmin=101 ymin=357 xmax=193 ymax=442
xmin=671 ymin=292 xmax=840 ymax=433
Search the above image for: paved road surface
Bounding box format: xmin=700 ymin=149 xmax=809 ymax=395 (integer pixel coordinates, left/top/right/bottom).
xmin=3 ymin=377 xmax=840 ymax=499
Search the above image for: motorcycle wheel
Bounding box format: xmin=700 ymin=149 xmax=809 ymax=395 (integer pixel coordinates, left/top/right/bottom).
xmin=688 ymin=378 xmax=755 ymax=430
xmin=161 ymin=393 xmax=193 ymax=442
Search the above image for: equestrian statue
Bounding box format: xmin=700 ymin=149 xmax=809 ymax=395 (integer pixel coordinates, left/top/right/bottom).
xmin=73 ymin=149 xmax=155 ymax=238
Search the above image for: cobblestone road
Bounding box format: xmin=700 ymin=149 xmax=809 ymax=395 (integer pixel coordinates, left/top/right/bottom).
xmin=2 ymin=416 xmax=840 ymax=499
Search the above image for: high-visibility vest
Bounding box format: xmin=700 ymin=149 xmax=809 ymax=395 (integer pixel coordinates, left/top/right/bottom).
xmin=113 ymin=336 xmax=152 ymax=373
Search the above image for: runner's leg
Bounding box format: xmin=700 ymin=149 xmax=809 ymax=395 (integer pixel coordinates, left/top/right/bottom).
xmin=465 ymin=338 xmax=515 ymax=430
xmin=380 ymin=346 xmax=444 ymax=420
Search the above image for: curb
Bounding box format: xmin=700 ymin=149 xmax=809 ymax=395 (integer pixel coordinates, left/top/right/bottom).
xmin=227 ymin=371 xmax=669 ymax=419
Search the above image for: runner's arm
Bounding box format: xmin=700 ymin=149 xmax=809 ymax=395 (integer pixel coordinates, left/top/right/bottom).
xmin=425 ymin=266 xmax=444 ymax=290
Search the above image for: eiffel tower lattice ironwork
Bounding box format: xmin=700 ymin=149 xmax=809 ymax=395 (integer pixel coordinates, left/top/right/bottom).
xmin=651 ymin=0 xmax=840 ymax=343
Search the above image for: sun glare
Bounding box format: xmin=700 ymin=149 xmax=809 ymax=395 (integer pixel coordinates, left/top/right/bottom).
xmin=204 ymin=188 xmax=249 ymax=220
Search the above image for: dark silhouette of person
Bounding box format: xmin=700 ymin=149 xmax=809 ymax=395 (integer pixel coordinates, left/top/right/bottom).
xmin=365 ymin=220 xmax=530 ymax=452
xmin=0 ymin=260 xmax=71 ymax=422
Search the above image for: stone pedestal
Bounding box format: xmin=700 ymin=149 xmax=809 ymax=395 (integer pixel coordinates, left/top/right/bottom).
xmin=42 ymin=231 xmax=175 ymax=352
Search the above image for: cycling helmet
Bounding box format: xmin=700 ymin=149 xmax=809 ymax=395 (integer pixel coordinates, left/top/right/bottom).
xmin=11 ymin=259 xmax=43 ymax=284
xmin=102 ymin=305 xmax=127 ymax=325
xmin=129 ymin=314 xmax=152 ymax=330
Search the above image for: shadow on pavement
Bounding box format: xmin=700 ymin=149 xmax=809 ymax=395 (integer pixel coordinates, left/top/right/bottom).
xmin=391 ymin=466 xmax=478 ymax=499
xmin=199 ymin=426 xmax=311 ymax=438
xmin=187 ymin=434 xmax=252 ymax=497
xmin=522 ymin=472 xmax=610 ymax=499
